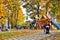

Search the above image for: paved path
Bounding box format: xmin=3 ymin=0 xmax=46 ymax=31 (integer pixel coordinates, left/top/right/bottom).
xmin=6 ymin=30 xmax=60 ymax=40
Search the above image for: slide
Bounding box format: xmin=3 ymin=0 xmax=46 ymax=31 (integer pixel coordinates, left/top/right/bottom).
xmin=51 ymin=18 xmax=60 ymax=29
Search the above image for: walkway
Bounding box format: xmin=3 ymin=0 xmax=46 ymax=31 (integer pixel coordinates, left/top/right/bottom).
xmin=6 ymin=30 xmax=60 ymax=40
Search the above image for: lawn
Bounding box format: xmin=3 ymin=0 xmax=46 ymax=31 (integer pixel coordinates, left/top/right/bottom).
xmin=0 ymin=29 xmax=41 ymax=40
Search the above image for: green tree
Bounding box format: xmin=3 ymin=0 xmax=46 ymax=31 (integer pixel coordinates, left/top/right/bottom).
xmin=50 ymin=0 xmax=60 ymax=22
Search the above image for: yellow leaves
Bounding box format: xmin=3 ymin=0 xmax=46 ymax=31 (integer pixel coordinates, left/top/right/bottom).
xmin=40 ymin=8 xmax=46 ymax=15
xmin=0 ymin=4 xmax=7 ymax=16
xmin=56 ymin=36 xmax=60 ymax=40
xmin=26 ymin=0 xmax=30 ymax=2
xmin=56 ymin=14 xmax=60 ymax=22
xmin=55 ymin=10 xmax=60 ymax=22
xmin=0 ymin=0 xmax=24 ymax=25
xmin=17 ymin=9 xmax=25 ymax=24
xmin=0 ymin=4 xmax=7 ymax=24
xmin=0 ymin=30 xmax=41 ymax=40
xmin=18 ymin=9 xmax=23 ymax=15
xmin=48 ymin=2 xmax=53 ymax=8
xmin=0 ymin=4 xmax=4 ymax=10
xmin=0 ymin=0 xmax=3 ymax=3
xmin=7 ymin=0 xmax=11 ymax=2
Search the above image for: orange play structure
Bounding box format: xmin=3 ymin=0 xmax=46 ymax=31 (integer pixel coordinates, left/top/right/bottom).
xmin=35 ymin=15 xmax=51 ymax=29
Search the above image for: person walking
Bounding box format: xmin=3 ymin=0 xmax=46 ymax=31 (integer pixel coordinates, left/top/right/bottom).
xmin=43 ymin=24 xmax=50 ymax=34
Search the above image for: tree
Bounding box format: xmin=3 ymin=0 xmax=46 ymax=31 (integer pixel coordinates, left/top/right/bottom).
xmin=0 ymin=3 xmax=7 ymax=24
xmin=0 ymin=0 xmax=25 ymax=28
xmin=22 ymin=0 xmax=51 ymax=19
xmin=17 ymin=9 xmax=25 ymax=25
xmin=6 ymin=0 xmax=25 ymax=28
xmin=50 ymin=0 xmax=60 ymax=22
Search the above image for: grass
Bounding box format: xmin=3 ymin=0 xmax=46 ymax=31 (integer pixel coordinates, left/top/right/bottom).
xmin=0 ymin=29 xmax=41 ymax=40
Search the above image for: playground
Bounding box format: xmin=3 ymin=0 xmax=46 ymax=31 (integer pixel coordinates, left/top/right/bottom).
xmin=30 ymin=15 xmax=60 ymax=30
xmin=0 ymin=0 xmax=60 ymax=40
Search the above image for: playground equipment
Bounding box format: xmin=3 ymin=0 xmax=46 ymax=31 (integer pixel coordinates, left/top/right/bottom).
xmin=35 ymin=15 xmax=60 ymax=30
xmin=35 ymin=15 xmax=51 ymax=29
xmin=51 ymin=18 xmax=60 ymax=29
